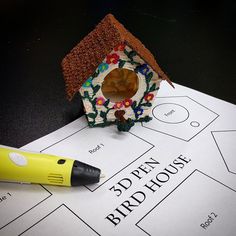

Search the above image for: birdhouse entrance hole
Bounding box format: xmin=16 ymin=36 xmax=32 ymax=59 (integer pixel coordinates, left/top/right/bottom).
xmin=101 ymin=68 xmax=139 ymax=102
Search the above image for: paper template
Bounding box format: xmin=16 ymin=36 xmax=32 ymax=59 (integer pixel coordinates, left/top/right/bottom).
xmin=1 ymin=82 xmax=236 ymax=236
xmin=136 ymin=170 xmax=236 ymax=236
xmin=19 ymin=204 xmax=100 ymax=236
xmin=143 ymin=96 xmax=218 ymax=141
xmin=211 ymin=130 xmax=236 ymax=175
xmin=0 ymin=183 xmax=51 ymax=230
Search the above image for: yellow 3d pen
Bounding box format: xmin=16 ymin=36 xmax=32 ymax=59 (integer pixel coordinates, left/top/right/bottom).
xmin=0 ymin=145 xmax=103 ymax=186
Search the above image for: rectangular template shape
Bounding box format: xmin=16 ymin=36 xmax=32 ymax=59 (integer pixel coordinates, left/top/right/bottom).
xmin=21 ymin=204 xmax=99 ymax=236
xmin=137 ymin=170 xmax=236 ymax=236
xmin=212 ymin=130 xmax=236 ymax=174
xmin=41 ymin=126 xmax=153 ymax=191
xmin=0 ymin=183 xmax=51 ymax=230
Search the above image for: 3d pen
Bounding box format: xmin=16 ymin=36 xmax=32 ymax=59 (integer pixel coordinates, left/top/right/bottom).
xmin=0 ymin=145 xmax=103 ymax=186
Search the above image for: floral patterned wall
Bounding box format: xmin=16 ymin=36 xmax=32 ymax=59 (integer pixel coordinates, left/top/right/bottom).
xmin=79 ymin=44 xmax=162 ymax=130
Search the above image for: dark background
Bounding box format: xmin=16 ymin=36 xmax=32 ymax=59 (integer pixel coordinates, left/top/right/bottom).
xmin=0 ymin=0 xmax=235 ymax=147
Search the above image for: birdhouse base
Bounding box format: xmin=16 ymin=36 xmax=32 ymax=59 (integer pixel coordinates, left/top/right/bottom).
xmin=86 ymin=115 xmax=152 ymax=132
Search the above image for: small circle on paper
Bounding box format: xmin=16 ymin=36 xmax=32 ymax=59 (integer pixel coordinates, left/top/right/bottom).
xmin=190 ymin=121 xmax=200 ymax=127
xmin=152 ymin=103 xmax=189 ymax=124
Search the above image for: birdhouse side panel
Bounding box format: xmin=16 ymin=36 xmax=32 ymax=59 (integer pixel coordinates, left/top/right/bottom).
xmin=79 ymin=44 xmax=162 ymax=127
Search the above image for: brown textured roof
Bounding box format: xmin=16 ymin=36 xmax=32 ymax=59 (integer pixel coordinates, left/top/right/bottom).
xmin=62 ymin=14 xmax=172 ymax=100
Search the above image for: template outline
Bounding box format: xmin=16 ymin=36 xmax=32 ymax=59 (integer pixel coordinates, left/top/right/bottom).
xmin=211 ymin=130 xmax=236 ymax=175
xmin=135 ymin=169 xmax=236 ymax=235
xmin=39 ymin=125 xmax=89 ymax=153
xmin=0 ymin=185 xmax=52 ymax=231
xmin=38 ymin=126 xmax=155 ymax=192
xmin=152 ymin=102 xmax=190 ymax=124
xmin=19 ymin=203 xmax=101 ymax=236
xmin=85 ymin=131 xmax=154 ymax=192
xmin=142 ymin=96 xmax=219 ymax=142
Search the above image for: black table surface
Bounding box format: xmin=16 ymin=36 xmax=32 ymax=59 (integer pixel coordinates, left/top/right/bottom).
xmin=1 ymin=0 xmax=235 ymax=147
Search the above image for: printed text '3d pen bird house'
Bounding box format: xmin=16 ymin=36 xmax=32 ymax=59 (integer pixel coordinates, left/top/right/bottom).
xmin=62 ymin=14 xmax=173 ymax=131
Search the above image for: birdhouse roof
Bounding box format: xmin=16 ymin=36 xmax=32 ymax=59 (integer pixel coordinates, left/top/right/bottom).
xmin=62 ymin=14 xmax=172 ymax=100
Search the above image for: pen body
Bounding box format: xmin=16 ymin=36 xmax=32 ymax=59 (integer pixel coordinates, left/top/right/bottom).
xmin=0 ymin=146 xmax=75 ymax=186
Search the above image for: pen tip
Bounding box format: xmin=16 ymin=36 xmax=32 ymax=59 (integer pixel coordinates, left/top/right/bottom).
xmin=100 ymin=173 xmax=106 ymax=179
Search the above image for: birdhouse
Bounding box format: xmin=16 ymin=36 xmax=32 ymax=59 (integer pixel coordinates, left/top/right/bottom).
xmin=62 ymin=14 xmax=173 ymax=131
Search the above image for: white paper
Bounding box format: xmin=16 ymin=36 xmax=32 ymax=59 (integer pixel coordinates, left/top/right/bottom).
xmin=1 ymin=82 xmax=236 ymax=236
